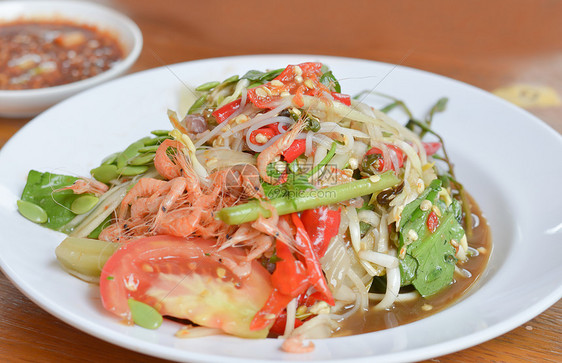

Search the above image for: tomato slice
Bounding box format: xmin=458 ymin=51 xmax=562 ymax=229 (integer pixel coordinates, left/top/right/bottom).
xmin=100 ymin=235 xmax=273 ymax=338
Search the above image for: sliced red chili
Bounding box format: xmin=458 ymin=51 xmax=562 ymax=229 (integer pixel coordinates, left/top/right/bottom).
xmin=291 ymin=213 xmax=335 ymax=305
xmin=427 ymin=211 xmax=440 ymax=233
xmin=365 ymin=144 xmax=405 ymax=172
xmin=212 ymin=99 xmax=242 ymax=123
xmin=282 ymin=139 xmax=306 ymax=163
xmin=249 ymin=127 xmax=277 ymax=145
xmin=331 ymin=92 xmax=351 ymax=106
xmin=300 ymin=207 xmax=341 ymax=258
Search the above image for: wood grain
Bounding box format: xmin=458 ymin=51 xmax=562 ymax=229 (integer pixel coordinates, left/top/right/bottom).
xmin=0 ymin=0 xmax=560 ymax=361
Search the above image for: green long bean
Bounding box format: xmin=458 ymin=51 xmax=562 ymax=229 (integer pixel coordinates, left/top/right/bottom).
xmin=216 ymin=171 xmax=400 ymax=225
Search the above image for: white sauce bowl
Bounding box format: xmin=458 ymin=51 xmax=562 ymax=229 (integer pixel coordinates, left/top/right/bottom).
xmin=0 ymin=0 xmax=143 ymax=117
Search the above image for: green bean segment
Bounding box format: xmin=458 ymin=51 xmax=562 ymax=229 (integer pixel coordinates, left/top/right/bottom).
xmin=116 ymin=141 xmax=145 ymax=170
xmin=70 ymin=195 xmax=99 ymax=215
xmin=91 ymin=164 xmax=119 ymax=183
xmin=127 ymin=298 xmax=163 ymax=330
xmin=137 ymin=145 xmax=159 ymax=153
xmin=150 ymin=129 xmax=171 ymax=137
xmin=223 ymin=74 xmax=239 ymax=84
xmin=17 ymin=200 xmax=48 ymax=224
xmin=120 ymin=165 xmax=149 ymax=176
xmin=128 ymin=153 xmax=156 ymax=166
xmin=143 ymin=136 xmax=170 ymax=146
xmin=188 ymin=95 xmax=206 ymax=114
xmin=217 ymin=172 xmax=400 ymax=225
xmin=101 ymin=152 xmax=119 ymax=165
xmin=195 ymin=81 xmax=220 ymax=91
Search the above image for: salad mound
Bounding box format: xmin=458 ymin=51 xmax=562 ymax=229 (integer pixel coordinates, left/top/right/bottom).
xmin=19 ymin=62 xmax=489 ymax=352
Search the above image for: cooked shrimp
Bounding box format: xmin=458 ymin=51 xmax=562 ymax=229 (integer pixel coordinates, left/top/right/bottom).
xmin=154 ymin=139 xmax=189 ymax=180
xmin=251 ymin=203 xmax=293 ymax=246
xmin=59 ymin=178 xmax=108 ymax=196
xmin=152 ymin=177 xmax=187 ymax=228
xmin=281 ymin=335 xmax=315 ymax=353
xmin=217 ymin=223 xmax=261 ymax=250
xmin=153 ymin=206 xmax=203 ymax=238
xmin=245 ymin=234 xmax=274 ymax=261
xmin=257 ymin=119 xmax=305 ymax=184
xmin=119 ymin=178 xmax=167 ymax=219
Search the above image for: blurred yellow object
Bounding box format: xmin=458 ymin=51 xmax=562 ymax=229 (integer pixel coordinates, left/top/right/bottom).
xmin=493 ymin=84 xmax=561 ymax=108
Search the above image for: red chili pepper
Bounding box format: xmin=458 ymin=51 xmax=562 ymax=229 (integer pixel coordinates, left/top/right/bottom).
xmin=282 ymin=139 xmax=306 ymax=163
xmin=250 ymin=288 xmax=294 ymax=331
xmin=271 ymin=240 xmax=309 ymax=296
xmin=331 ymin=92 xmax=351 ymax=106
xmin=211 ymin=99 xmax=242 ymax=123
xmin=422 ymin=142 xmax=441 ymax=156
xmin=427 ymin=211 xmax=440 ymax=233
xmin=249 ymin=127 xmax=277 ymax=145
xmin=268 ymin=311 xmax=304 ymax=336
xmin=304 ymin=291 xmax=325 ymax=307
xmin=291 ymin=213 xmax=335 ymax=305
xmin=250 ymin=239 xmax=309 ymax=331
xmin=300 ymin=207 xmax=341 ymax=258
xmin=365 ymin=144 xmax=405 ymax=172
xmin=248 ymin=62 xmax=326 ymax=109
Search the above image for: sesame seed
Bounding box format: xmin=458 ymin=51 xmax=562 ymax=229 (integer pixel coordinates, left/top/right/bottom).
xmin=263 ymin=87 xmax=273 ymax=96
xmin=254 ymin=133 xmax=269 ymax=144
xmin=420 ymin=200 xmax=432 ymax=211
xmin=304 ymin=79 xmax=315 ymax=89
xmin=408 ymin=229 xmax=418 ymax=241
xmin=280 ymin=91 xmax=290 ymax=97
xmin=255 ymin=87 xmax=268 ymax=98
xmin=295 ymin=75 xmax=303 ymax=83
xmin=294 ymin=65 xmax=302 ymax=76
xmin=348 ymin=157 xmax=359 ymax=170
xmin=270 ymin=79 xmax=283 ymax=87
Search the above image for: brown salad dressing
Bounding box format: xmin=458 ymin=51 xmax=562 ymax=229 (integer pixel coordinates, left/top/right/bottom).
xmin=335 ymin=194 xmax=491 ymax=336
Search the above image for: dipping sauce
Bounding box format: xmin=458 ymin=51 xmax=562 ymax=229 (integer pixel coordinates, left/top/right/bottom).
xmin=0 ymin=20 xmax=124 ymax=90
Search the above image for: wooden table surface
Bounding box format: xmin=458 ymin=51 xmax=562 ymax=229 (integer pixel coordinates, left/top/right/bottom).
xmin=1 ymin=0 xmax=560 ymax=362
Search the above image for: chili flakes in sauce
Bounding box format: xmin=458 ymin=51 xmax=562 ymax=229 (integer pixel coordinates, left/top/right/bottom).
xmin=0 ymin=20 xmax=124 ymax=90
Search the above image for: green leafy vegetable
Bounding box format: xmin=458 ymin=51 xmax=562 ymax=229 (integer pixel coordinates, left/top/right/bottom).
xmin=398 ymin=179 xmax=465 ymax=296
xmin=20 ymin=170 xmax=79 ymax=230
xmin=319 ymin=70 xmax=342 ymax=93
xmin=241 ymin=68 xmax=284 ymax=82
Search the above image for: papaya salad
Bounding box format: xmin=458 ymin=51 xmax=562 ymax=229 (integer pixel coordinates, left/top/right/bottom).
xmin=18 ymin=62 xmax=490 ymax=352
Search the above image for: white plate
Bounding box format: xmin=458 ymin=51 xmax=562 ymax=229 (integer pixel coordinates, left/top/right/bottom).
xmin=0 ymin=55 xmax=561 ymax=362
